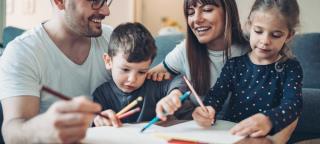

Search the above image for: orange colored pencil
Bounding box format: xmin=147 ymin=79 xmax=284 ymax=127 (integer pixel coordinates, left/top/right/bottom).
xmin=117 ymin=107 xmax=141 ymax=119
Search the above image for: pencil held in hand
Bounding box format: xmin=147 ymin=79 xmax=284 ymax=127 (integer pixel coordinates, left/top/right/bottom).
xmin=117 ymin=107 xmax=141 ymax=119
xmin=140 ymin=91 xmax=191 ymax=133
xmin=41 ymin=85 xmax=110 ymax=119
xmin=116 ymin=96 xmax=143 ymax=116
xmin=182 ymin=76 xmax=206 ymax=109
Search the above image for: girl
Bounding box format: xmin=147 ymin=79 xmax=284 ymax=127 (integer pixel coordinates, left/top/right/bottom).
xmin=193 ymin=0 xmax=302 ymax=141
xmin=151 ymin=0 xmax=248 ymax=119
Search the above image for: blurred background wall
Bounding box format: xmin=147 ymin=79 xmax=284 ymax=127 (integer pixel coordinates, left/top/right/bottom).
xmin=1 ymin=0 xmax=320 ymax=38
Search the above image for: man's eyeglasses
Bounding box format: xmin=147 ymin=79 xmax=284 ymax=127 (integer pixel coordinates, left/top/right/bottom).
xmin=90 ymin=0 xmax=113 ymax=10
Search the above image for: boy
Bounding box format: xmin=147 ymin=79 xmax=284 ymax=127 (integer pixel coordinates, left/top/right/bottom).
xmin=92 ymin=22 xmax=186 ymax=127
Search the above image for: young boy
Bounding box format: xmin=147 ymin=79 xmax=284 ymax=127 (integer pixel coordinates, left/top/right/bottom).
xmin=92 ymin=22 xmax=186 ymax=127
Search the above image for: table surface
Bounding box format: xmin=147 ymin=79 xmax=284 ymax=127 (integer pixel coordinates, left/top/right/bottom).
xmin=83 ymin=120 xmax=274 ymax=144
xmin=157 ymin=120 xmax=274 ymax=144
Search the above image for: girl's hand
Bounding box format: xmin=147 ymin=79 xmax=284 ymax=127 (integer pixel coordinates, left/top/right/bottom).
xmin=156 ymin=89 xmax=182 ymax=121
xmin=192 ymin=106 xmax=215 ymax=128
xmin=93 ymin=109 xmax=122 ymax=127
xmin=230 ymin=113 xmax=272 ymax=137
xmin=147 ymin=64 xmax=171 ymax=81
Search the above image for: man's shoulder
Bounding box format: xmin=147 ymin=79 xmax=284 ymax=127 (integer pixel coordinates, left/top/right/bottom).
xmin=7 ymin=24 xmax=48 ymax=49
xmin=93 ymin=25 xmax=113 ymax=51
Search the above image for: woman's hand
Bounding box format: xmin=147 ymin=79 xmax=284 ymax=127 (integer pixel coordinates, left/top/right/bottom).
xmin=147 ymin=64 xmax=171 ymax=81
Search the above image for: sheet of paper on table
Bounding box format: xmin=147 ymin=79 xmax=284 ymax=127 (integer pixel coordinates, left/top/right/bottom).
xmin=82 ymin=120 xmax=244 ymax=144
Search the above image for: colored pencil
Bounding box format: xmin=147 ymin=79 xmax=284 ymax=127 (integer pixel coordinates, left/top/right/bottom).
xmin=116 ymin=96 xmax=143 ymax=116
xmin=117 ymin=107 xmax=141 ymax=119
xmin=182 ymin=76 xmax=206 ymax=110
xmin=183 ymin=76 xmax=216 ymax=125
xmin=140 ymin=91 xmax=191 ymax=133
xmin=41 ymin=85 xmax=110 ymax=119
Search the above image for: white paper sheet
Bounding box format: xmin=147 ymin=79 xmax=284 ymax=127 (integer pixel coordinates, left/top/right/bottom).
xmin=82 ymin=120 xmax=244 ymax=144
xmin=82 ymin=123 xmax=166 ymax=144
xmin=153 ymin=120 xmax=244 ymax=144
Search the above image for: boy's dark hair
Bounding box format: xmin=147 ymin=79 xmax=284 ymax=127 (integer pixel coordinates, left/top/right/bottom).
xmin=108 ymin=22 xmax=157 ymax=63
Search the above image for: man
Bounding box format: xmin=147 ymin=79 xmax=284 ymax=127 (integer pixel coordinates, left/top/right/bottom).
xmin=0 ymin=0 xmax=113 ymax=143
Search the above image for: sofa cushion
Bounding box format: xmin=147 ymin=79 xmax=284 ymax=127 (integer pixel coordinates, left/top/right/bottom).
xmin=290 ymin=88 xmax=320 ymax=142
xmin=2 ymin=26 xmax=25 ymax=48
xmin=289 ymin=33 xmax=320 ymax=89
xmin=152 ymin=34 xmax=184 ymax=67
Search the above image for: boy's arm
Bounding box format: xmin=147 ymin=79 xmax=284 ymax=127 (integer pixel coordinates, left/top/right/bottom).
xmin=262 ymin=61 xmax=303 ymax=134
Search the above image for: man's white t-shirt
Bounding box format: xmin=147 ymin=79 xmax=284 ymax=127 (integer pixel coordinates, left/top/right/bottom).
xmin=0 ymin=24 xmax=112 ymax=113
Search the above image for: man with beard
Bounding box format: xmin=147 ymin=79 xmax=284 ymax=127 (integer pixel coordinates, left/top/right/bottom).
xmin=0 ymin=0 xmax=113 ymax=143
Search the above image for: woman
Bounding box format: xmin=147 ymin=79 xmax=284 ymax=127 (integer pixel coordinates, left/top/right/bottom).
xmin=148 ymin=0 xmax=248 ymax=100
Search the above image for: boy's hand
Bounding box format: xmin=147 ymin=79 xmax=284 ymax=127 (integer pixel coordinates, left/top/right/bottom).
xmin=93 ymin=110 xmax=122 ymax=127
xmin=147 ymin=64 xmax=171 ymax=81
xmin=192 ymin=106 xmax=215 ymax=128
xmin=230 ymin=113 xmax=272 ymax=137
xmin=156 ymin=89 xmax=182 ymax=121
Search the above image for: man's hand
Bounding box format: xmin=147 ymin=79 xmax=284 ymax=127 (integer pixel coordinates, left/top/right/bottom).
xmin=93 ymin=109 xmax=122 ymax=127
xmin=2 ymin=96 xmax=101 ymax=143
xmin=43 ymin=97 xmax=101 ymax=143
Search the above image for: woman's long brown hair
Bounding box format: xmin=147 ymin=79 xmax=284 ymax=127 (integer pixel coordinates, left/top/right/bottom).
xmin=184 ymin=0 xmax=247 ymax=95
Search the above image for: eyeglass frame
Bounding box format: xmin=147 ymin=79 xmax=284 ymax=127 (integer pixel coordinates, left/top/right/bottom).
xmin=90 ymin=0 xmax=113 ymax=10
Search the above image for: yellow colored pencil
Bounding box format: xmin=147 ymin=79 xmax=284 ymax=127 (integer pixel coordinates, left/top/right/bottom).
xmin=116 ymin=96 xmax=143 ymax=116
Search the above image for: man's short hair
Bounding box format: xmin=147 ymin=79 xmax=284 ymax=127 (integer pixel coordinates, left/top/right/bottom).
xmin=108 ymin=22 xmax=157 ymax=62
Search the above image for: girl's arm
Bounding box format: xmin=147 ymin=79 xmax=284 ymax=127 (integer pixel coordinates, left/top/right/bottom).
xmin=263 ymin=61 xmax=303 ymax=134
xmin=204 ymin=60 xmax=235 ymax=114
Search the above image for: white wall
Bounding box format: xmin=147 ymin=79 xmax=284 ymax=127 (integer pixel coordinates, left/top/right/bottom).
xmin=102 ymin=0 xmax=135 ymax=27
xmin=139 ymin=0 xmax=320 ymax=36
xmin=6 ymin=0 xmax=53 ymax=29
xmin=5 ymin=0 xmax=134 ymax=30
xmin=139 ymin=0 xmax=185 ymax=36
xmin=4 ymin=0 xmax=320 ymax=34
xmin=236 ymin=0 xmax=320 ymax=33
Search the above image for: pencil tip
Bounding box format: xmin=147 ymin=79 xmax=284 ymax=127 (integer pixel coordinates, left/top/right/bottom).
xmin=140 ymin=128 xmax=145 ymax=133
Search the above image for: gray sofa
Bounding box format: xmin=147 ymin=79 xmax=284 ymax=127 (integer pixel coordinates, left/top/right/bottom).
xmin=288 ymin=33 xmax=320 ymax=143
xmin=152 ymin=33 xmax=320 ymax=143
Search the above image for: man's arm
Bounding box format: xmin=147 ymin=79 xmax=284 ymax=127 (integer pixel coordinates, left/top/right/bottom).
xmin=1 ymin=96 xmax=101 ymax=143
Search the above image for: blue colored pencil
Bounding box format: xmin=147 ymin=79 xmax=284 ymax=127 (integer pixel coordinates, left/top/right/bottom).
xmin=140 ymin=91 xmax=191 ymax=133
